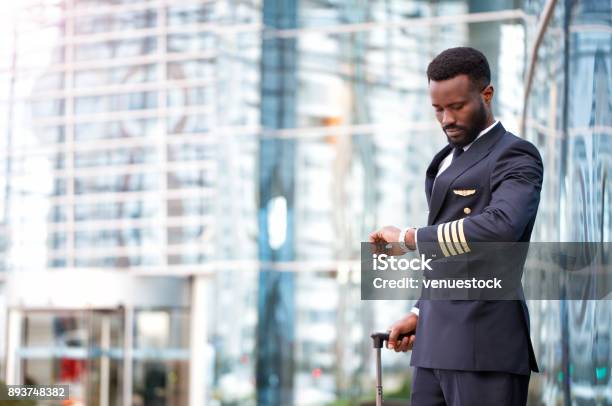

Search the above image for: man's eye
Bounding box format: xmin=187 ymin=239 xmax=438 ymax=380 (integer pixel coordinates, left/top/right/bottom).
xmin=434 ymin=108 xmax=443 ymax=113
xmin=451 ymin=104 xmax=463 ymax=110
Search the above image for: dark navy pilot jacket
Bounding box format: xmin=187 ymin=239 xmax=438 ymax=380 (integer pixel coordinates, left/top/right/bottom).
xmin=411 ymin=122 xmax=542 ymax=376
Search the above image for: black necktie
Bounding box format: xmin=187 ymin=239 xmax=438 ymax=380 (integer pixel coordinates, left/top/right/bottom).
xmin=453 ymin=146 xmax=464 ymax=160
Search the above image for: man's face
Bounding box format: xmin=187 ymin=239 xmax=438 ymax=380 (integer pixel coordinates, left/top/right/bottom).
xmin=429 ymin=74 xmax=490 ymax=148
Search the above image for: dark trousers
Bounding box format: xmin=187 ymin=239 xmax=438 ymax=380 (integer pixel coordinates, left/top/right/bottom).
xmin=411 ymin=367 xmax=530 ymax=406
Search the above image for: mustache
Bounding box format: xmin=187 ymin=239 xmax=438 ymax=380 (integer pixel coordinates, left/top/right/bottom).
xmin=443 ymin=125 xmax=468 ymax=132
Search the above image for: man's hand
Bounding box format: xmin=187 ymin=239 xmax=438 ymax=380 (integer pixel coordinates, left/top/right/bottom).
xmin=387 ymin=313 xmax=418 ymax=352
xmin=368 ymin=225 xmax=401 ymax=244
xmin=368 ymin=225 xmax=416 ymax=255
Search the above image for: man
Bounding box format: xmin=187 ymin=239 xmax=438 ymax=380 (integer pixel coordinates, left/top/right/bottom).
xmin=368 ymin=47 xmax=542 ymax=405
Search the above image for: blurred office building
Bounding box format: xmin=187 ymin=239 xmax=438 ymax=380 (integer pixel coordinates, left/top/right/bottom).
xmin=0 ymin=0 xmax=609 ymax=405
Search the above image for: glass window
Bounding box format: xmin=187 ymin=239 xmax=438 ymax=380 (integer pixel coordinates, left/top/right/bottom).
xmin=75 ymin=200 xmax=159 ymax=221
xmin=167 ymin=169 xmax=214 ymax=189
xmin=74 ymin=227 xmax=159 ymax=248
xmin=47 ymin=232 xmax=67 ymax=251
xmin=74 ymin=255 xmax=160 ymax=268
xmin=75 ymin=147 xmax=157 ymax=168
xmin=75 ymin=38 xmax=158 ymax=62
xmin=75 ymin=91 xmax=158 ymax=114
xmin=53 ymin=179 xmax=67 ymax=196
xmin=167 ymin=4 xmax=216 ymax=26
xmin=132 ymin=310 xmax=190 ymax=405
xmin=47 ymin=258 xmax=67 ymax=268
xmin=74 ymin=9 xmax=158 ymax=34
xmin=132 ymin=360 xmax=189 ymax=406
xmin=167 ymin=59 xmax=214 ymax=81
xmin=30 ymin=98 xmax=65 ymax=118
xmin=75 ymin=64 xmax=158 ymax=87
xmin=167 ymin=225 xmax=208 ymax=245
xmin=167 ymin=33 xmax=216 ymax=54
xmin=167 ymin=86 xmax=213 ymax=108
xmin=21 ymin=311 xmax=124 ymax=405
xmin=75 ymin=118 xmax=159 ymax=141
xmin=167 ymin=143 xmax=215 ymax=162
xmin=75 ymin=173 xmax=158 ymax=194
xmin=47 ymin=204 xmax=67 ymax=223
xmin=167 ymin=197 xmax=214 ymax=217
xmin=167 ymin=253 xmax=206 ymax=265
xmin=166 ymin=113 xmax=212 ymax=134
xmin=29 ymin=72 xmax=65 ymax=92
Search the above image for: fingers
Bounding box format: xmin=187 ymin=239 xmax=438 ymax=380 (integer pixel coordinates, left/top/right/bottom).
xmin=369 ymin=230 xmax=384 ymax=243
xmin=369 ymin=231 xmax=389 ymax=255
xmin=393 ymin=335 xmax=416 ymax=352
xmin=369 ymin=227 xmax=393 ymax=244
xmin=408 ymin=335 xmax=416 ymax=350
xmin=387 ymin=328 xmax=398 ymax=350
xmin=395 ymin=336 xmax=409 ymax=352
xmin=369 ymin=227 xmax=406 ymax=256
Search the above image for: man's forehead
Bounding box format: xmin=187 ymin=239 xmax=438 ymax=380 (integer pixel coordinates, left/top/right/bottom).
xmin=429 ymin=74 xmax=473 ymax=96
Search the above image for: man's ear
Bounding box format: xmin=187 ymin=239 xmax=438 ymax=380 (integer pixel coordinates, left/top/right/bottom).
xmin=481 ymin=85 xmax=494 ymax=105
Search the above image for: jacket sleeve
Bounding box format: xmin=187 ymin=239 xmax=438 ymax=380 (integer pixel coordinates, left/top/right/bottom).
xmin=416 ymin=139 xmax=543 ymax=259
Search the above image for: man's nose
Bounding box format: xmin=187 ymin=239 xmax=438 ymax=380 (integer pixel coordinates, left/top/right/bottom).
xmin=442 ymin=110 xmax=456 ymax=127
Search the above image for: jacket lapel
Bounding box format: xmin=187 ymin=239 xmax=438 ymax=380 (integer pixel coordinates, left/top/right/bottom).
xmin=425 ymin=145 xmax=452 ymax=205
xmin=427 ymin=122 xmax=506 ymax=225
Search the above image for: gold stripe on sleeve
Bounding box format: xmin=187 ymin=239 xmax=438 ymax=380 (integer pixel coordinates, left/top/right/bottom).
xmin=458 ymin=218 xmax=471 ymax=253
xmin=450 ymin=220 xmax=465 ymax=254
xmin=443 ymin=222 xmax=457 ymax=256
xmin=437 ymin=224 xmax=450 ymax=257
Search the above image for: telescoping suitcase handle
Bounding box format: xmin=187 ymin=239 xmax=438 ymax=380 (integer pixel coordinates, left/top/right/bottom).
xmin=370 ymin=332 xmax=411 ymax=348
xmin=370 ymin=332 xmax=413 ymax=406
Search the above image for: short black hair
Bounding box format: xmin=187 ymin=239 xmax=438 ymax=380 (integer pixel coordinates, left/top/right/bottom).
xmin=427 ymin=47 xmax=491 ymax=90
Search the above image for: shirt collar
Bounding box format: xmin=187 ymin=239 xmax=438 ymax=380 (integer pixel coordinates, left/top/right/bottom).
xmin=463 ymin=120 xmax=500 ymax=151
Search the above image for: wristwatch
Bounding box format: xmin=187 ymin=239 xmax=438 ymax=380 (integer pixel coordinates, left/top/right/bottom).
xmin=398 ymin=226 xmax=416 ymax=252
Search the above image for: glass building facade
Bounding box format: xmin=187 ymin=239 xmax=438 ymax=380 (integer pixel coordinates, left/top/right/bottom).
xmin=523 ymin=1 xmax=612 ymax=404
xmin=0 ymin=0 xmax=609 ymax=405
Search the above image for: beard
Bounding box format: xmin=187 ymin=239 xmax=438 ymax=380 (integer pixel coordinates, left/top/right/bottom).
xmin=444 ymin=99 xmax=489 ymax=148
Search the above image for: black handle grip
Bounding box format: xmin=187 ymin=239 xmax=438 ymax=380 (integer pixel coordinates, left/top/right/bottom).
xmin=370 ymin=332 xmax=412 ymax=349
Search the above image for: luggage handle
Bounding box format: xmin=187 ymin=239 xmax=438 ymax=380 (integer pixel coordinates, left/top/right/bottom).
xmin=370 ymin=332 xmax=412 ymax=349
xmin=370 ymin=332 xmax=413 ymax=406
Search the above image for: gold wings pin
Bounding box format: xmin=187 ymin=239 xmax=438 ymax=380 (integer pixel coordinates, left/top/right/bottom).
xmin=453 ymin=189 xmax=476 ymax=197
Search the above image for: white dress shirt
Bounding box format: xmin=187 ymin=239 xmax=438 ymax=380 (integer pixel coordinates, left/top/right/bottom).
xmin=410 ymin=120 xmax=499 ymax=316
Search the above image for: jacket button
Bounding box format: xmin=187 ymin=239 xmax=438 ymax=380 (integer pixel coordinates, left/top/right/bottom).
xmin=464 ymin=207 xmax=471 ymax=214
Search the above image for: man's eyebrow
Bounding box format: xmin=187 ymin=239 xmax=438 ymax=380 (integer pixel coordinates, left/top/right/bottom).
xmin=432 ymin=99 xmax=467 ymax=107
